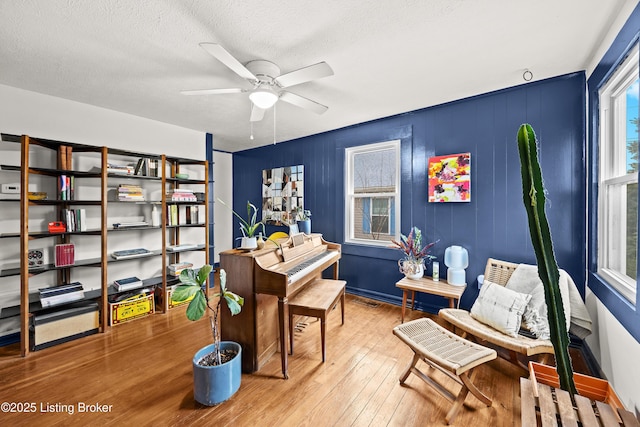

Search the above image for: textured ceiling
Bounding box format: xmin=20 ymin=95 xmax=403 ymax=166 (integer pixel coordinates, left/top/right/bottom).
xmin=0 ymin=1 xmax=635 ymax=152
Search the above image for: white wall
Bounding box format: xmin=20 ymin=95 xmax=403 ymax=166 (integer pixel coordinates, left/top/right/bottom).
xmin=585 ymin=291 xmax=640 ymax=412
xmin=0 ymin=84 xmax=206 ymax=338
xmin=213 ymin=150 xmax=233 ymax=263
xmin=0 ymin=84 xmax=205 ymax=159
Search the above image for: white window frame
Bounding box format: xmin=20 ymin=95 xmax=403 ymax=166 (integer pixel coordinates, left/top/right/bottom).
xmin=597 ymin=42 xmax=639 ymax=304
xmin=345 ymin=140 xmax=400 ymax=246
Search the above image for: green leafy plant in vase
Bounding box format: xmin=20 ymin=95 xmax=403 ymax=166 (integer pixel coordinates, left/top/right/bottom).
xmin=390 ymin=226 xmax=438 ymax=280
xmin=172 ymin=266 xmax=244 ymax=365
xmin=218 ymin=198 xmax=265 ymax=249
xmin=171 ymin=266 xmax=245 ymax=406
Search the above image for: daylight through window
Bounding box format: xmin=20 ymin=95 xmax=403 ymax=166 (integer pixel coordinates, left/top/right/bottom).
xmin=345 ymin=140 xmax=400 ymax=246
xmin=597 ymin=42 xmax=639 ymax=304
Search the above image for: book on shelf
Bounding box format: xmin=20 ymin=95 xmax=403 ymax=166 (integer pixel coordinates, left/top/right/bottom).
xmin=111 ymin=248 xmax=152 ymax=260
xmin=117 ymin=184 xmax=144 ymax=201
xmin=166 ymin=243 xmax=199 ymax=252
xmin=113 ymin=276 xmax=143 ymax=292
xmin=54 ymin=243 xmax=75 ymax=267
xmin=107 ymin=163 xmax=135 ymax=175
xmin=166 ymin=189 xmax=197 ymax=202
xmin=133 ymin=157 xmax=159 ymax=177
xmin=168 ymin=261 xmax=193 ymax=276
xmin=62 ymin=208 xmax=87 ymax=232
xmin=166 ymin=204 xmax=178 ymax=226
xmin=39 ymin=282 xmax=85 ymax=308
xmin=57 ymin=145 xmax=72 ymax=170
xmin=58 ymin=175 xmax=73 ymax=200
xmin=112 ymin=221 xmax=149 ymax=229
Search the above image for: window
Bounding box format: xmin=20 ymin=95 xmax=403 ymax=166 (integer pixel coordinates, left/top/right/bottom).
xmin=597 ymin=42 xmax=639 ymax=304
xmin=345 ymin=140 xmax=400 ymax=246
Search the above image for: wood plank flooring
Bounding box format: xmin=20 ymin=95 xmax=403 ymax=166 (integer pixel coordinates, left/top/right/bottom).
xmin=0 ymin=294 xmax=568 ymax=426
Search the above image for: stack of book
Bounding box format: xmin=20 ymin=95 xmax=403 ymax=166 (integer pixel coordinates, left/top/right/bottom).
xmin=168 ymin=262 xmax=193 ymax=276
xmin=39 ymin=282 xmax=85 ymax=308
xmin=166 ymin=189 xmax=197 ymax=202
xmin=107 ymin=163 xmax=135 ymax=175
xmin=117 ymin=184 xmax=144 ymax=201
xmin=113 ymin=276 xmax=143 ymax=292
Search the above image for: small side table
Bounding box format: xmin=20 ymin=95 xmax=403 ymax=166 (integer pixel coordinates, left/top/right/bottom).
xmin=396 ymin=276 xmax=466 ymax=323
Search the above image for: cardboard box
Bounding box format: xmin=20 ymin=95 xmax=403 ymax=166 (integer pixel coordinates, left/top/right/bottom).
xmin=167 ymin=284 xmax=193 ymax=309
xmin=109 ymin=291 xmax=154 ymax=325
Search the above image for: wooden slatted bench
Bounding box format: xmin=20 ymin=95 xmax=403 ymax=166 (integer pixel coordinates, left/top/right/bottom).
xmin=288 ymin=279 xmax=346 ymax=363
xmin=393 ymin=317 xmax=498 ymax=424
xmin=520 ymin=377 xmax=640 ymax=427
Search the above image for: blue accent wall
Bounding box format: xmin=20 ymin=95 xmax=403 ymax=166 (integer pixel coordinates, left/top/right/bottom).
xmin=231 ymin=73 xmax=586 ymax=313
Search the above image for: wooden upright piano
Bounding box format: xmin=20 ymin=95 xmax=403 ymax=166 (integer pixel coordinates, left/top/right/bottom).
xmin=220 ymin=233 xmax=341 ymax=378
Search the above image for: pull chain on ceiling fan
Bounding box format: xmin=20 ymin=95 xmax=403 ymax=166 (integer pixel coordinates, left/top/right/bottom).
xmin=181 ymin=43 xmax=334 ymax=123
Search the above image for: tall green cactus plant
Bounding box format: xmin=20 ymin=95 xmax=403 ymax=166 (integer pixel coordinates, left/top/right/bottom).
xmin=517 ymin=124 xmax=577 ymax=396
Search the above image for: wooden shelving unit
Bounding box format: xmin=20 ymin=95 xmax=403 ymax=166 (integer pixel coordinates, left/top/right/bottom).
xmin=0 ymin=133 xmax=209 ymax=356
xmin=159 ymin=155 xmax=209 ymax=312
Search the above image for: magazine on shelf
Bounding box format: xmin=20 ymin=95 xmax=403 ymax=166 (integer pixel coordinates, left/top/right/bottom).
xmin=166 ymin=243 xmax=199 ymax=252
xmin=111 ymin=248 xmax=152 ymax=260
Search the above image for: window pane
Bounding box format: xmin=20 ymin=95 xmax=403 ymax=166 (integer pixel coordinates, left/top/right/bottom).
xmin=626 ymin=77 xmax=639 ymax=174
xmin=353 ymin=149 xmax=397 ymax=191
xmin=372 ymin=198 xmax=388 ymax=215
xmin=626 ymin=182 xmax=637 ymax=280
xmin=371 ymin=216 xmax=389 ymax=233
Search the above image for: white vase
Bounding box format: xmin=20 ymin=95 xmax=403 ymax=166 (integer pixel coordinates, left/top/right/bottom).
xmin=399 ymin=259 xmax=424 ymax=280
xmin=240 ymin=236 xmax=257 ymax=250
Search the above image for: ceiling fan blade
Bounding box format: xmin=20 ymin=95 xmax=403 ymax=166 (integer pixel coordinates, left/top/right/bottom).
xmin=199 ymin=43 xmax=257 ymax=81
xmin=180 ymin=88 xmax=245 ymax=95
xmin=279 ymin=91 xmax=328 ymax=115
xmin=275 ymin=62 xmax=333 ymax=88
xmin=250 ymin=104 xmax=265 ymax=122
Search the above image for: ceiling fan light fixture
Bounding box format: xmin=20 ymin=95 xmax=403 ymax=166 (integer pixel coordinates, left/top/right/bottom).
xmin=249 ymin=86 xmax=279 ymax=109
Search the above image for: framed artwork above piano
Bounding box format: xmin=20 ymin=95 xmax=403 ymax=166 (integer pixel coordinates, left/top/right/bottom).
xmin=261 ymin=164 xmax=304 ymax=226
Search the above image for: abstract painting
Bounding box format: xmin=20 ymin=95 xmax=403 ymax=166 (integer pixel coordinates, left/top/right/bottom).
xmin=428 ymin=153 xmax=471 ymax=202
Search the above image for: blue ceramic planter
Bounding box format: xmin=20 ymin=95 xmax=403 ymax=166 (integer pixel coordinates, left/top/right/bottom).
xmin=297 ymin=219 xmax=311 ymax=234
xmin=193 ymin=341 xmax=242 ymax=406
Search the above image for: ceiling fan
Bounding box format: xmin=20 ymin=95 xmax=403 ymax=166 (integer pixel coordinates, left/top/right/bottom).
xmin=181 ymin=43 xmax=334 ymax=122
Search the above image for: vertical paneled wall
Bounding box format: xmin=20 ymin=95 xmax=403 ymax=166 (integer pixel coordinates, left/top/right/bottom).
xmin=232 ymin=72 xmax=586 ymax=312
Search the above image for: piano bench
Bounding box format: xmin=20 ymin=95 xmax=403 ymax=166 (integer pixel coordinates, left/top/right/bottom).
xmin=288 ymin=279 xmax=346 ymax=363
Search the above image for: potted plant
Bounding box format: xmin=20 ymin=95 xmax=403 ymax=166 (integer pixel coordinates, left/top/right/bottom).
xmin=517 ymin=124 xmax=635 ymax=418
xmin=218 ymin=199 xmax=265 ymax=250
xmin=295 ymin=207 xmax=312 ymax=234
xmin=171 ymin=266 xmax=244 ymax=406
xmin=390 ymin=227 xmax=438 ymax=280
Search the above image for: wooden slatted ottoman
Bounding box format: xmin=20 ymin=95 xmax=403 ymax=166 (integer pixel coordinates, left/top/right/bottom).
xmin=393 ymin=317 xmax=497 ymax=424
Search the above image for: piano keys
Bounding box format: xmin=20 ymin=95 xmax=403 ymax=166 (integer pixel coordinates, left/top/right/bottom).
xmin=220 ymin=233 xmax=341 ymax=378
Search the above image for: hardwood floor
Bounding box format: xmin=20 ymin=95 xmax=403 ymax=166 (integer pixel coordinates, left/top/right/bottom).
xmin=0 ymin=294 xmax=573 ymax=426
